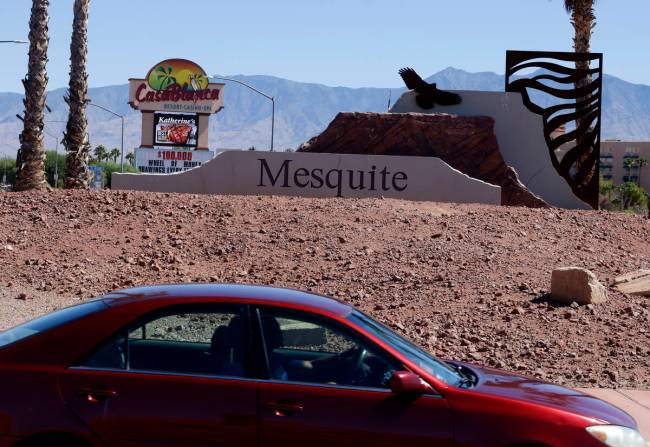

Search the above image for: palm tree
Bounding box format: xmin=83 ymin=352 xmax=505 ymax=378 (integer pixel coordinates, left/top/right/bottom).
xmin=564 ymin=0 xmax=597 ymax=179
xmin=564 ymin=1 xmax=597 ymax=58
xmin=109 ymin=148 xmax=120 ymax=163
xmin=623 ymin=157 xmax=636 ymax=182
xmin=636 ymin=156 xmax=648 ymax=187
xmin=15 ymin=0 xmax=51 ymax=191
xmin=93 ymin=144 xmax=107 ymax=163
xmin=125 ymin=151 xmax=136 ymax=166
xmin=63 ymin=0 xmax=91 ymax=189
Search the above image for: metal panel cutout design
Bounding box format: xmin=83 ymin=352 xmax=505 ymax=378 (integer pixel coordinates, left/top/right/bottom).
xmin=505 ymin=50 xmax=603 ymax=209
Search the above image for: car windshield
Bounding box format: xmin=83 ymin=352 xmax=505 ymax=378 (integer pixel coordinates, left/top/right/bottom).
xmin=348 ymin=310 xmax=464 ymax=387
xmin=0 ymin=300 xmax=107 ymax=348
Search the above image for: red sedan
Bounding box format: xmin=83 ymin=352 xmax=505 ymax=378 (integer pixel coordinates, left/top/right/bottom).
xmin=0 ymin=284 xmax=645 ymax=447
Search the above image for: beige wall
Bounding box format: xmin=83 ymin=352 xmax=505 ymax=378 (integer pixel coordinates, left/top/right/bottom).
xmin=197 ymin=114 xmax=209 ymax=150
xmin=113 ymin=151 xmax=501 ymax=205
xmin=391 ymin=91 xmax=590 ymax=209
xmin=601 ymin=141 xmax=650 ymax=192
xmin=140 ymin=112 xmax=154 ymax=148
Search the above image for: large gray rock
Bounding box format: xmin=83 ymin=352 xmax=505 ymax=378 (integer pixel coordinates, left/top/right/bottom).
xmin=551 ymin=267 xmax=608 ymax=305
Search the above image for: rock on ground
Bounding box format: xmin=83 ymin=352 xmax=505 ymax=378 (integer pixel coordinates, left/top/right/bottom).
xmin=551 ymin=267 xmax=608 ymax=305
xmin=0 ymin=190 xmax=649 ymax=389
xmin=614 ymin=270 xmax=650 ymax=297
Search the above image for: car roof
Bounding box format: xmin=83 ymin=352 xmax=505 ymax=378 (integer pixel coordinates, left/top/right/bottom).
xmin=98 ymin=283 xmax=353 ymax=317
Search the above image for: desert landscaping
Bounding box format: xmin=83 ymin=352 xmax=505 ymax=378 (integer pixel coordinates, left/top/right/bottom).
xmin=1 ymin=190 xmax=648 ymax=389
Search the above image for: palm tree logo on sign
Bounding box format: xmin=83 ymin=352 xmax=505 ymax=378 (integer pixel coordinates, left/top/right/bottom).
xmin=146 ymin=59 xmax=210 ymax=92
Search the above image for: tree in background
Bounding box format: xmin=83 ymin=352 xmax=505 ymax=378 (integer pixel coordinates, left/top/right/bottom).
xmin=564 ymin=0 xmax=597 ymax=179
xmin=93 ymin=144 xmax=107 ymax=163
xmin=598 ymin=174 xmax=616 ymax=209
xmin=623 ymin=157 xmax=636 ymax=181
xmin=1 ymin=158 xmax=17 ymax=187
xmin=109 ymin=148 xmax=120 ymax=163
xmin=63 ymin=0 xmax=92 ymax=189
xmin=636 ymin=156 xmax=648 ymax=186
xmin=93 ymin=161 xmax=138 ymax=188
xmin=15 ymin=0 xmax=51 ymax=191
xmin=616 ymin=182 xmax=647 ymax=211
xmin=45 ymin=150 xmax=65 ymax=187
xmin=125 ymin=151 xmax=136 ymax=166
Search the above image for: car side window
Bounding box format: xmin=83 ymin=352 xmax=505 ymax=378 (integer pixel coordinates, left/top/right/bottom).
xmin=77 ymin=305 xmax=247 ymax=378
xmin=258 ymin=308 xmax=400 ymax=389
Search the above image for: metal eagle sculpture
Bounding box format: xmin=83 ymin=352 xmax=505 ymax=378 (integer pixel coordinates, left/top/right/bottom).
xmin=398 ymin=67 xmax=462 ymax=109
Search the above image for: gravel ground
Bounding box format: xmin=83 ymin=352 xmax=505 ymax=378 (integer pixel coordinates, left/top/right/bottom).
xmin=0 ymin=190 xmax=648 ymax=389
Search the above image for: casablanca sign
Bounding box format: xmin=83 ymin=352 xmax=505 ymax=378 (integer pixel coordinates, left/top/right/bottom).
xmin=129 ymin=59 xmax=224 ymax=113
xmin=128 ymin=59 xmax=224 ymax=173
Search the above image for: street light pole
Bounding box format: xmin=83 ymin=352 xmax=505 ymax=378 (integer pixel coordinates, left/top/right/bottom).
xmin=0 ymin=40 xmax=28 ymax=44
xmin=86 ymin=100 xmax=125 ymax=172
xmin=1 ymin=155 xmax=6 ymax=186
xmin=210 ymin=75 xmax=275 ymax=151
xmin=52 ymin=137 xmax=59 ymax=187
xmin=45 ymin=120 xmax=65 ymax=188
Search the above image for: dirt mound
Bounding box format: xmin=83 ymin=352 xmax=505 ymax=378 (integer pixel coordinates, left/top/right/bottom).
xmin=298 ymin=112 xmax=548 ymax=208
xmin=0 ymin=190 xmax=648 ymax=389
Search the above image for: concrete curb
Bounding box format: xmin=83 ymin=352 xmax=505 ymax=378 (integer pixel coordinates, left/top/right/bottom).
xmin=579 ymin=388 xmax=650 ymax=441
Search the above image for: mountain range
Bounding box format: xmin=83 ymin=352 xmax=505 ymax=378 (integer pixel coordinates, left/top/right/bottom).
xmin=1 ymin=67 xmax=649 ymax=157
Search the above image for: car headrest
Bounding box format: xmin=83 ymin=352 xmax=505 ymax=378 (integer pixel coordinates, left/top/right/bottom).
xmin=209 ymin=325 xmax=230 ymax=355
xmin=261 ymin=315 xmax=283 ymax=350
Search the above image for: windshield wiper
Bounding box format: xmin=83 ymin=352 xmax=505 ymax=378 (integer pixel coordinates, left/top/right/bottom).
xmin=447 ymin=362 xmax=476 ymax=388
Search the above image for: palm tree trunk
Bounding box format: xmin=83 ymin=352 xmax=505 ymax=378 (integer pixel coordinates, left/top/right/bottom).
xmin=15 ymin=0 xmax=51 ymax=192
xmin=63 ymin=0 xmax=92 ymax=189
xmin=569 ymin=1 xmax=597 ymax=182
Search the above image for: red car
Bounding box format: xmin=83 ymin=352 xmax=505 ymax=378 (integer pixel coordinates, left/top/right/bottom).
xmin=0 ymin=284 xmax=645 ymax=447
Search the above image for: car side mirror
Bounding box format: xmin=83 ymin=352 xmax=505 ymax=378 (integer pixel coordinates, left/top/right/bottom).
xmin=389 ymin=371 xmax=431 ymax=395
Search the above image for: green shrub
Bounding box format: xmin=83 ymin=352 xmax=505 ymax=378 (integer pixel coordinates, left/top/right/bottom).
xmin=616 ymin=181 xmax=648 ymax=211
xmin=45 ymin=150 xmax=65 ymax=188
xmin=1 ymin=152 xmax=138 ymax=189
xmin=91 ymin=162 xmax=139 ymax=189
xmin=0 ymin=157 xmax=16 ymax=186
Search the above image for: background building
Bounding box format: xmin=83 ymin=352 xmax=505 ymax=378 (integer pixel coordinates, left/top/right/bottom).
xmin=600 ymin=140 xmax=650 ymax=191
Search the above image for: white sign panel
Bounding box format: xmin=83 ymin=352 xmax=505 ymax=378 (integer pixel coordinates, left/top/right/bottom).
xmin=115 ymin=151 xmax=502 ymax=205
xmin=135 ymin=148 xmax=215 ymax=174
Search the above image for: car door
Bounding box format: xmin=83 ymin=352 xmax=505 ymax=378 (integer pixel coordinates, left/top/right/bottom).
xmin=58 ymin=303 xmax=258 ymax=447
xmin=254 ymin=306 xmax=454 ymax=447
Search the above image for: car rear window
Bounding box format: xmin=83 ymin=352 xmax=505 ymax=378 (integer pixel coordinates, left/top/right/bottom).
xmin=0 ymin=300 xmax=107 ymax=348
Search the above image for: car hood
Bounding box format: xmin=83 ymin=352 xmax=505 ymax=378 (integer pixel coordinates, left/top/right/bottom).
xmin=456 ymin=362 xmax=637 ymax=428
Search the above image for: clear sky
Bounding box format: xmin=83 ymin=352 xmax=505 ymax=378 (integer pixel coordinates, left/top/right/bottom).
xmin=1 ymin=0 xmax=649 ymax=93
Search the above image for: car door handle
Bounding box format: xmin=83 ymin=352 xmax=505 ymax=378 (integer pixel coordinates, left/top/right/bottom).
xmin=264 ymin=401 xmax=304 ymax=417
xmin=79 ymin=387 xmax=117 ymax=403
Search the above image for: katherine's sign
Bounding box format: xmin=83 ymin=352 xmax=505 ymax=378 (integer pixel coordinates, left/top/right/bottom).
xmin=154 ymin=112 xmax=198 ymax=148
xmin=129 ymin=59 xmax=224 ymax=113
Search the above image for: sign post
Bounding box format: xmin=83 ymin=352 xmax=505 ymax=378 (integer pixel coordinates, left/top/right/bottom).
xmin=88 ymin=165 xmax=103 ymax=189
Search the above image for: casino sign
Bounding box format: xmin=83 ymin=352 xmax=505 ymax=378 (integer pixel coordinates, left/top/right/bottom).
xmin=128 ymin=59 xmax=225 ymax=173
xmin=129 ymin=59 xmax=224 ymax=114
